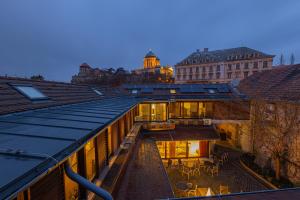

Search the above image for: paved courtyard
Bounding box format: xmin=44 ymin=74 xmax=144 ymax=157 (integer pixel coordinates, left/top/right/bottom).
xmin=116 ymin=137 xmax=270 ymax=199
xmin=164 ymin=146 xmax=269 ymax=198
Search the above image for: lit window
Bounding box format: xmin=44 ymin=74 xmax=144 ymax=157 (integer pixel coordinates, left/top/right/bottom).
xmin=170 ymin=89 xmax=176 ymax=94
xmin=93 ymin=88 xmax=103 ymax=95
xmin=208 ymin=89 xmax=215 ymax=94
xmin=131 ymin=89 xmax=138 ymax=94
xmin=13 ymin=85 xmax=48 ymax=100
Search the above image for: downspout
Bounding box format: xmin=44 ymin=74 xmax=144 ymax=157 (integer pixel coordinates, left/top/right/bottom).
xmin=64 ymin=161 xmax=113 ymax=200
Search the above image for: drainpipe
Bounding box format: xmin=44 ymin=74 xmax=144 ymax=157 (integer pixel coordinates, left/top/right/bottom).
xmin=64 ymin=161 xmax=113 ymax=200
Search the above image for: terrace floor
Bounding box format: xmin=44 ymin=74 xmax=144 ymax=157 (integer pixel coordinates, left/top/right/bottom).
xmin=116 ymin=138 xmax=174 ymax=200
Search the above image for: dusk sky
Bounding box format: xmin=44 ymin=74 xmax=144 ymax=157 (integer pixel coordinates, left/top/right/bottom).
xmin=0 ymin=0 xmax=300 ymax=82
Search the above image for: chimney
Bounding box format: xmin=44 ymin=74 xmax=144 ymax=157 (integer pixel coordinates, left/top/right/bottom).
xmin=204 ymin=48 xmax=209 ymax=52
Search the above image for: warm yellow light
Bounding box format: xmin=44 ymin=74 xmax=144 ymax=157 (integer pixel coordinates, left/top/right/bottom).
xmin=189 ymin=141 xmax=199 ymax=155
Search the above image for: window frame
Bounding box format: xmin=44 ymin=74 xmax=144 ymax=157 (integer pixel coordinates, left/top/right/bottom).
xmin=11 ymin=84 xmax=49 ymax=101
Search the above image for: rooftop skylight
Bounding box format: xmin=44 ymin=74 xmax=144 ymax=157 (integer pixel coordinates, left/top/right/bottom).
xmin=93 ymin=88 xmax=103 ymax=95
xmin=13 ymin=85 xmax=48 ymax=100
xmin=131 ymin=89 xmax=138 ymax=94
xmin=208 ymin=89 xmax=216 ymax=94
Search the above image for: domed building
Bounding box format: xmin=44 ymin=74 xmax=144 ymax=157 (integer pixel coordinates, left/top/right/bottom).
xmin=143 ymin=50 xmax=161 ymax=69
xmin=133 ymin=49 xmax=174 ymax=83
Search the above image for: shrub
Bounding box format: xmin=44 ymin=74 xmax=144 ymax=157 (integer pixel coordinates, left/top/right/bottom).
xmin=241 ymin=153 xmax=294 ymax=189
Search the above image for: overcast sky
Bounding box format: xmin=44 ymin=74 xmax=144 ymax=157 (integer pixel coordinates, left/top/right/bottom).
xmin=0 ymin=0 xmax=299 ymax=82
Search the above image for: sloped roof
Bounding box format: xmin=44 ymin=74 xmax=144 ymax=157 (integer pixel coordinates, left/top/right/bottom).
xmin=176 ymin=47 xmax=274 ymax=66
xmin=0 ymin=76 xmax=119 ymax=115
xmin=0 ymin=95 xmax=139 ymax=199
xmin=238 ymin=64 xmax=300 ymax=102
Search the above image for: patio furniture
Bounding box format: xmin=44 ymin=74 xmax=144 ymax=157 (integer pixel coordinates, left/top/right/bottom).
xmin=198 ymin=160 xmax=206 ymax=171
xmin=187 ymin=184 xmax=198 ymax=197
xmin=176 ymin=181 xmax=192 ymax=197
xmin=210 ymin=165 xmax=219 ymax=177
xmin=220 ymin=185 xmax=230 ymax=195
xmin=181 ymin=165 xmax=193 ymax=180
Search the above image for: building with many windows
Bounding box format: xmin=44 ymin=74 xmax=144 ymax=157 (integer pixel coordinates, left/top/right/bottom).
xmin=175 ymin=47 xmax=274 ymax=83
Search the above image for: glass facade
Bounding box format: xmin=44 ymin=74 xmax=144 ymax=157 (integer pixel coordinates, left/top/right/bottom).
xmin=138 ymin=103 xmax=167 ymax=121
xmin=85 ymin=139 xmax=96 ymax=181
xmin=156 ymin=140 xmax=209 ymax=159
xmin=169 ymin=102 xmax=213 ymax=119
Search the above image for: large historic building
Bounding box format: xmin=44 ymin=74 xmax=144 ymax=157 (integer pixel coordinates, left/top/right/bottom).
xmin=133 ymin=50 xmax=174 ymax=82
xmin=175 ymin=47 xmax=274 ymax=83
xmin=71 ymin=63 xmax=106 ymax=84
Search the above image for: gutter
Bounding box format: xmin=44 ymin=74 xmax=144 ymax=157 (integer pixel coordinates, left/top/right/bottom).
xmin=64 ymin=161 xmax=113 ymax=200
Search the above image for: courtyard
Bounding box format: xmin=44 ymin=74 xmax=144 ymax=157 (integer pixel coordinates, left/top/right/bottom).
xmin=162 ymin=145 xmax=269 ymax=198
xmin=116 ymin=129 xmax=271 ymax=200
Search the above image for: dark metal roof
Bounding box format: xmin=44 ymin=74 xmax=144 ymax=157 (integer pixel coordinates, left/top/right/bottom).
xmin=122 ymin=83 xmax=248 ymax=101
xmin=0 ymin=96 xmax=139 ymax=200
xmin=143 ymin=125 xmax=220 ymax=141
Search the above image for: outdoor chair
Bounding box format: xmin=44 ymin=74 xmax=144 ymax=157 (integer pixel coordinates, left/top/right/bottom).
xmin=220 ymin=185 xmax=230 ymax=195
xmin=187 ymin=184 xmax=198 ymax=197
xmin=210 ymin=165 xmax=219 ymax=177
xmin=192 ymin=163 xmax=201 ymax=176
xmin=181 ymin=166 xmax=193 ymax=180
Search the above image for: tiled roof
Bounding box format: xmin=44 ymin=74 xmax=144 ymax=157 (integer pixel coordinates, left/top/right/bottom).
xmin=176 ymin=47 xmax=274 ymax=66
xmin=0 ymin=77 xmax=119 ymax=115
xmin=238 ymin=64 xmax=300 ymax=102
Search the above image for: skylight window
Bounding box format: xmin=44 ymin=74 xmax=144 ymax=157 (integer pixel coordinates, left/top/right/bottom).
xmin=13 ymin=85 xmax=48 ymax=100
xmin=93 ymin=88 xmax=103 ymax=95
xmin=131 ymin=89 xmax=138 ymax=94
xmin=170 ymin=89 xmax=176 ymax=94
xmin=208 ymin=89 xmax=216 ymax=94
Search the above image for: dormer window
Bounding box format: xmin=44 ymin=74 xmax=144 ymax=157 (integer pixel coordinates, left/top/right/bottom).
xmin=13 ymin=85 xmax=48 ymax=101
xmin=93 ymin=88 xmax=103 ymax=96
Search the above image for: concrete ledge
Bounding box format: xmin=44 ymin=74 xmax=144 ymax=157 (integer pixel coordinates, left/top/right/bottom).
xmin=239 ymin=159 xmax=278 ymax=190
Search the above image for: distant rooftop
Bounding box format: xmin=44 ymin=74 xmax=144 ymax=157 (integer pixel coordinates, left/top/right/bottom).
xmin=238 ymin=64 xmax=300 ymax=102
xmin=176 ymin=47 xmax=274 ymax=66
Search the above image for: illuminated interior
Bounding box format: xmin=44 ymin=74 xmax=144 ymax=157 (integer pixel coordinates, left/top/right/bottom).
xmin=138 ymin=103 xmax=167 ymax=121
xmin=169 ymin=102 xmax=213 ymax=118
xmin=156 ymin=140 xmax=209 ymax=159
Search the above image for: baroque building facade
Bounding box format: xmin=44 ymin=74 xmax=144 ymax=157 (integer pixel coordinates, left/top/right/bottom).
xmin=175 ymin=47 xmax=274 ymax=83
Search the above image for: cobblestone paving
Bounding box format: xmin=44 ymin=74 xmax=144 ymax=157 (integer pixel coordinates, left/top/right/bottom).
xmin=165 ymin=146 xmax=269 ymax=198
xmin=116 ymin=139 xmax=174 ymax=200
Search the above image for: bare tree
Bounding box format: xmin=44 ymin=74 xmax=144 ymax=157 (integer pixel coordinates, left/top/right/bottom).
xmin=252 ymin=100 xmax=299 ymax=180
xmin=280 ymin=54 xmax=285 ymax=65
xmin=290 ymin=53 xmax=295 ymax=65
